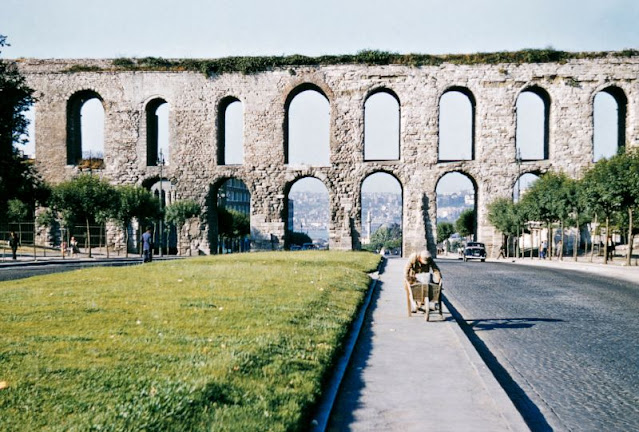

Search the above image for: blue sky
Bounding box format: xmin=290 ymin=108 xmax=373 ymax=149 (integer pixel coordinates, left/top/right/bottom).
xmin=2 ymin=0 xmax=637 ymax=59
xmin=3 ymin=0 xmax=638 ymax=193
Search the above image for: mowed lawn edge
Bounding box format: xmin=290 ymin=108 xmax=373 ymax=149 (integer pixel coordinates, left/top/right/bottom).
xmin=0 ymin=251 xmax=380 ymax=432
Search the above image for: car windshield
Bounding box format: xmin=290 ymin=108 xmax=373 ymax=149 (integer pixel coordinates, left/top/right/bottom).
xmin=466 ymin=242 xmax=485 ymax=248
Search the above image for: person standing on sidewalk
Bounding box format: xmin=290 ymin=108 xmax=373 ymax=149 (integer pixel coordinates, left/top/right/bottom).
xmin=142 ymin=226 xmax=153 ymax=263
xmin=8 ymin=231 xmax=19 ymax=260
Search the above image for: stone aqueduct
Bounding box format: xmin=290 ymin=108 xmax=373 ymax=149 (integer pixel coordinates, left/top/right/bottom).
xmin=17 ymin=56 xmax=639 ymax=256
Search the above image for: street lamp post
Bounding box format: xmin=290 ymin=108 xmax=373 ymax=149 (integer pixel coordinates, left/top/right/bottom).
xmin=158 ymin=150 xmax=164 ymax=257
xmin=516 ymin=148 xmax=522 ymax=258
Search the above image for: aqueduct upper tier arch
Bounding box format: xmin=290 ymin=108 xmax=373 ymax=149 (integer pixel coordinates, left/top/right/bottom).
xmin=16 ymin=54 xmax=639 ymax=256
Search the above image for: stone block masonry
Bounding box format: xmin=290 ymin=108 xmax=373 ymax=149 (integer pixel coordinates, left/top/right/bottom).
xmin=15 ymin=55 xmax=639 ymax=256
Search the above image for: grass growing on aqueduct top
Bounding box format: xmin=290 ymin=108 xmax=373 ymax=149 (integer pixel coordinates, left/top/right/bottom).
xmin=0 ymin=251 xmax=380 ymax=431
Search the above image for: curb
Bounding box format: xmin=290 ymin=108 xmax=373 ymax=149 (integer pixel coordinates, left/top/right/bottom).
xmin=310 ymin=261 xmax=383 ymax=431
xmin=0 ymin=256 xmax=183 ymax=269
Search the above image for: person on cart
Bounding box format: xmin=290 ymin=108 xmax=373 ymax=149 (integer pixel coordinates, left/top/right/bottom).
xmin=404 ymin=250 xmax=443 ymax=313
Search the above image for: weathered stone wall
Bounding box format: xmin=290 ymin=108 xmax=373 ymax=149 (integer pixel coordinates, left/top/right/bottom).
xmin=16 ymin=56 xmax=639 ymax=256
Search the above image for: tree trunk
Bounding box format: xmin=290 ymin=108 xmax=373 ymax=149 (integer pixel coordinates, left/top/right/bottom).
xmin=105 ymin=223 xmax=110 ymax=259
xmin=573 ymin=214 xmax=579 ymax=262
xmin=86 ymin=217 xmax=92 ymax=258
xmin=627 ymin=208 xmax=633 ymax=266
xmin=547 ymin=222 xmax=552 ymax=261
xmin=590 ymin=214 xmax=597 ymax=263
xmin=560 ymin=220 xmax=565 ymax=261
xmin=603 ymin=217 xmax=609 ymax=265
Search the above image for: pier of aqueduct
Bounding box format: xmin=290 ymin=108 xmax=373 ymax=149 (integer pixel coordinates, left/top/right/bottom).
xmin=16 ymin=54 xmax=639 ymax=256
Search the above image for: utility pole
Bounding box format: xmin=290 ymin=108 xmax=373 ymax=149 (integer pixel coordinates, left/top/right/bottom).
xmin=516 ymin=148 xmax=522 ymax=258
xmin=158 ymin=149 xmax=164 ymax=257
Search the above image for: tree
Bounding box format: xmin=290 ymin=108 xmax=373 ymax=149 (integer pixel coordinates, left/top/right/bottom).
xmin=436 ymin=221 xmax=455 ymax=244
xmin=455 ymin=208 xmax=475 ymax=239
xmin=487 ymin=197 xmax=519 ymax=256
xmin=165 ymin=199 xmax=201 ymax=255
xmin=581 ymin=150 xmax=639 ymax=264
xmin=111 ymin=185 xmax=160 ymax=257
xmin=50 ymin=175 xmax=117 ymax=258
xmin=287 ymin=231 xmax=312 ymax=248
xmin=0 ymin=35 xmax=49 ymax=220
xmin=519 ymin=172 xmax=566 ymax=259
xmin=217 ymin=208 xmax=250 ymax=238
xmin=581 ymin=158 xmax=623 ymax=264
xmin=367 ymin=223 xmax=402 ymax=252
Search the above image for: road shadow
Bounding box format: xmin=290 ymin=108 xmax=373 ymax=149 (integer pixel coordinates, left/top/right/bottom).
xmin=444 ymin=296 xmax=554 ymax=432
xmin=465 ymin=317 xmax=564 ymax=331
xmin=324 ymin=268 xmax=383 ymax=431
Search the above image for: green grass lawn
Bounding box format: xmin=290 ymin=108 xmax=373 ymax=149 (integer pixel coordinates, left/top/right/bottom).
xmin=0 ymin=251 xmax=380 ymax=431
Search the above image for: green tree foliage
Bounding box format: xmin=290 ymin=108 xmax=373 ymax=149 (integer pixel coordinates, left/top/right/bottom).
xmin=436 ymin=221 xmax=455 ymax=243
xmin=217 ymin=208 xmax=250 ymax=238
xmin=487 ymin=197 xmax=518 ymax=238
xmin=455 ymin=208 xmax=475 ymax=239
xmin=0 ymin=35 xmax=49 ymax=220
xmin=165 ymin=199 xmax=201 ymax=255
xmin=287 ymin=231 xmax=312 ymax=247
xmin=581 ymin=150 xmax=639 ymax=264
xmin=111 ymin=185 xmax=160 ymax=256
xmin=6 ymin=198 xmax=28 ymax=222
xmin=50 ymin=175 xmax=117 ymax=257
xmin=367 ymin=223 xmax=402 ymax=252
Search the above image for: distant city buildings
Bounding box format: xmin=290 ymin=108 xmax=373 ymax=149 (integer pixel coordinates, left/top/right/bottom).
xmin=277 ymin=189 xmax=474 ymax=241
xmin=217 ymin=179 xmax=250 ymax=215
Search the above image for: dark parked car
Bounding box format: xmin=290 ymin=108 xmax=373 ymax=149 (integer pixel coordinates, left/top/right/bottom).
xmin=463 ymin=242 xmax=486 ymax=262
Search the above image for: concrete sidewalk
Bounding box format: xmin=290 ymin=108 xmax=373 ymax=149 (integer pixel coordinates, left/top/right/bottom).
xmin=327 ymin=257 xmax=529 ymax=432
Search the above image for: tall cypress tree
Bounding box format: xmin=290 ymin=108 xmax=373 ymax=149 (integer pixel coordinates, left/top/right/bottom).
xmin=0 ymin=35 xmax=47 ymax=220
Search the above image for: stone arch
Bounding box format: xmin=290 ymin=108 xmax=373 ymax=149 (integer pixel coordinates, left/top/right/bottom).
xmin=363 ymin=88 xmax=401 ymax=161
xmin=592 ymin=85 xmax=627 ymax=161
xmin=438 ymin=86 xmax=476 ymax=161
xmin=145 ymin=97 xmax=168 ymax=166
xmin=513 ymin=171 xmax=541 ymax=201
xmin=140 ymin=175 xmax=176 ymax=254
xmin=435 ymin=170 xmax=478 ymax=241
xmin=283 ymin=83 xmax=330 ymax=165
xmin=66 ymin=89 xmax=104 ymax=165
xmin=216 ymin=96 xmax=243 ymax=165
xmin=206 ymin=176 xmax=252 ymax=254
xmin=360 ymin=170 xmax=404 ymax=254
xmin=282 ymin=175 xmax=330 ymax=249
xmin=515 ymin=85 xmax=551 ymax=161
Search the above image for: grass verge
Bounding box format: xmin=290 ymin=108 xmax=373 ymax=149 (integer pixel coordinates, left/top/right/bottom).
xmin=0 ymin=251 xmax=380 ymax=431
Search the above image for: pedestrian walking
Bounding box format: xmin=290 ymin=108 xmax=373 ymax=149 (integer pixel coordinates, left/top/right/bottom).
xmin=8 ymin=231 xmax=19 ymax=260
xmin=142 ymin=226 xmax=153 ymax=263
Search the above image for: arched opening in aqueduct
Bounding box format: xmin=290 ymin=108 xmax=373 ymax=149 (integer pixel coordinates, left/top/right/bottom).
xmin=206 ymin=178 xmax=252 ymax=254
xmin=593 ymin=86 xmax=627 ymax=161
xmin=66 ymin=90 xmax=104 ymax=165
xmin=438 ymin=88 xmax=475 ymax=161
xmin=284 ymin=177 xmax=330 ymax=249
xmin=436 ymin=172 xmax=477 ymax=243
xmin=285 ymin=85 xmax=330 ymax=166
xmin=361 ymin=172 xmax=403 ymax=253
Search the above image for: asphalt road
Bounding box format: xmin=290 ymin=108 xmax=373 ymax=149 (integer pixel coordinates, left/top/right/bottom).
xmin=439 ymin=259 xmax=639 ymax=432
xmin=0 ymin=260 xmax=141 ymax=282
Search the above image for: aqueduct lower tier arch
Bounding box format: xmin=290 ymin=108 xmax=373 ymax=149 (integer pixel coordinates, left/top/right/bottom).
xmin=18 ymin=56 xmax=639 ymax=256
